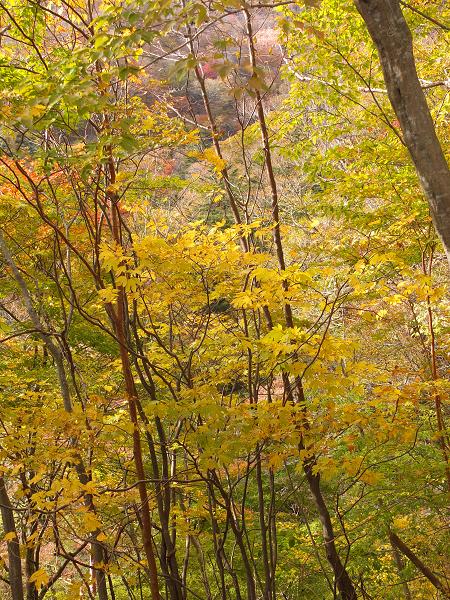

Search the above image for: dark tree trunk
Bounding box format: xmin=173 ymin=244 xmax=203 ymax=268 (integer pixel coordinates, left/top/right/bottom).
xmin=389 ymin=530 xmax=449 ymax=597
xmin=389 ymin=536 xmax=412 ymax=600
xmin=355 ymin=0 xmax=450 ymax=268
xmin=0 ymin=477 xmax=24 ymax=600
xmin=303 ymin=465 xmax=357 ymax=600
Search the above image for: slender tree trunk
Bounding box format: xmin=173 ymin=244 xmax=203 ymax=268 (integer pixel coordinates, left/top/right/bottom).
xmin=244 ymin=10 xmax=358 ymax=599
xmin=113 ymin=304 xmax=160 ymax=600
xmin=181 ymin=535 xmax=190 ymax=600
xmin=207 ymin=490 xmax=228 ymax=600
xmin=303 ymin=463 xmax=357 ymax=600
xmin=25 ymin=545 xmax=38 ymax=600
xmin=256 ymin=454 xmax=273 ymax=600
xmin=210 ymin=478 xmax=256 ymax=600
xmin=190 ymin=536 xmax=212 ymax=600
xmin=0 ymin=477 xmax=24 ymax=600
xmin=107 ymin=178 xmax=160 ymax=600
xmin=354 ymin=0 xmax=450 ymax=268
xmin=389 ymin=537 xmax=412 ymax=600
xmin=131 ymin=329 xmax=183 ymax=600
xmin=421 ymin=248 xmax=450 ymax=490
xmin=184 ymin=23 xmax=246 ymax=246
xmin=389 ymin=530 xmax=449 ymax=597
xmin=155 ymin=417 xmax=183 ymax=600
xmin=267 ymin=469 xmax=277 ymax=600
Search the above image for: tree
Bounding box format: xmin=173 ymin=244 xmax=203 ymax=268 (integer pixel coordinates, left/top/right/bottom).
xmin=354 ymin=0 xmax=450 ymax=269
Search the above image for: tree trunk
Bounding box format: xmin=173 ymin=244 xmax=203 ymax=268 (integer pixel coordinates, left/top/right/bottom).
xmin=244 ymin=10 xmax=358 ymax=597
xmin=355 ymin=0 xmax=450 ymax=268
xmin=0 ymin=477 xmax=24 ymax=600
xmin=389 ymin=530 xmax=449 ymax=597
xmin=303 ymin=465 xmax=357 ymax=600
xmin=108 ymin=184 xmax=160 ymax=600
xmin=389 ymin=536 xmax=412 ymax=600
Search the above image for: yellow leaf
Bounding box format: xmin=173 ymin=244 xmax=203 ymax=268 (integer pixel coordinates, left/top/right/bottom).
xmin=360 ymin=470 xmax=382 ymax=485
xmin=28 ymin=470 xmax=44 ymax=485
xmin=189 ymin=147 xmax=226 ymax=175
xmin=393 ymin=516 xmax=409 ymax=530
xmin=67 ymin=582 xmax=82 ymax=598
xmin=98 ymin=286 xmax=119 ymax=304
xmin=29 ymin=568 xmax=49 ymax=590
xmin=26 ymin=531 xmax=39 ymax=548
xmin=83 ymin=512 xmax=102 ymax=532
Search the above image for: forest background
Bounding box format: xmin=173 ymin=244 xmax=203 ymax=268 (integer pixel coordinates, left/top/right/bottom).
xmin=0 ymin=0 xmax=449 ymax=599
